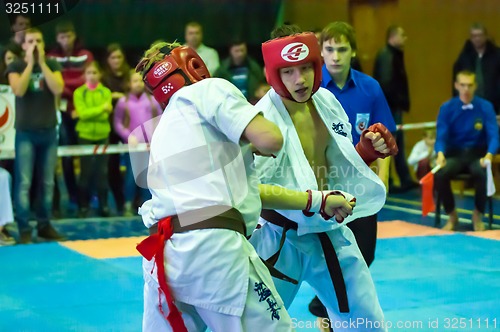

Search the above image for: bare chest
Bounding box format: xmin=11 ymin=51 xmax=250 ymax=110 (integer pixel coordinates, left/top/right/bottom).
xmin=290 ymin=109 xmax=330 ymax=188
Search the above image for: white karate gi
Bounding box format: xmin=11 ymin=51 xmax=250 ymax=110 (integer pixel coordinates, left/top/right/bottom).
xmin=139 ymin=78 xmax=292 ymax=332
xmin=250 ymin=88 xmax=387 ymax=332
xmin=0 ymin=167 xmax=13 ymax=227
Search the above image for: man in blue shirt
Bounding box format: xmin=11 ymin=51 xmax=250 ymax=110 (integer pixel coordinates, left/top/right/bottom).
xmin=435 ymin=70 xmax=499 ymax=231
xmin=308 ymin=21 xmax=397 ymax=329
xmin=320 ymin=21 xmax=396 ymax=264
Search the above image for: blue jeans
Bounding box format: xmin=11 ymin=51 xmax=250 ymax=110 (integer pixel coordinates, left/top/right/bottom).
xmin=14 ymin=128 xmax=58 ymax=233
xmin=124 ymin=152 xmax=151 ymax=205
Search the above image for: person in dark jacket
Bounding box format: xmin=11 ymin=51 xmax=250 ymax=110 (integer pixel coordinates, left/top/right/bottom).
xmin=453 ymin=22 xmax=500 ymax=114
xmin=373 ymin=25 xmax=417 ymax=192
xmin=214 ymin=40 xmax=264 ymax=101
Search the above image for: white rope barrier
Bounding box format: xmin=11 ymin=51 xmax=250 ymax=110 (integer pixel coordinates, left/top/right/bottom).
xmin=396 ymin=115 xmax=500 ymax=131
xmin=396 ymin=121 xmax=436 ymax=131
xmin=1 ymin=116 xmax=499 ymax=160
xmin=0 ymin=143 xmax=149 ymax=160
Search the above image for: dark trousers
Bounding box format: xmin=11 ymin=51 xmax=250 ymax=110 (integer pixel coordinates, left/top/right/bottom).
xmin=434 ymin=149 xmax=487 ymax=214
xmin=59 ymin=113 xmax=78 ymax=201
xmin=391 ymin=110 xmax=414 ymax=187
xmin=78 ymin=137 xmax=109 ymax=210
xmin=416 ymin=158 xmax=432 ymax=180
xmin=347 ymin=214 xmax=378 ymax=267
xmin=108 ymin=131 xmax=124 ymax=212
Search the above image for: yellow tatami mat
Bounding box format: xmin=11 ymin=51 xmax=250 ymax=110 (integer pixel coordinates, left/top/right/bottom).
xmin=62 ymin=236 xmax=146 ymax=258
xmin=466 ymin=229 xmax=500 ymax=241
xmin=377 ymin=220 xmax=453 ymax=238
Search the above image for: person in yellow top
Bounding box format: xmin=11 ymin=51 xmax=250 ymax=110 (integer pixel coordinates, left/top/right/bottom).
xmin=73 ymin=61 xmax=112 ymax=217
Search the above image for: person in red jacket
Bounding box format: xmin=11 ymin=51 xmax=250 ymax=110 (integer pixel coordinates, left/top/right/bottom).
xmin=47 ymin=20 xmax=94 ymax=212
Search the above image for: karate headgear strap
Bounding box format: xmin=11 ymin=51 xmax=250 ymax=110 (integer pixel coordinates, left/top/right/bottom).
xmin=141 ymin=46 xmax=210 ymax=108
xmin=262 ymin=32 xmax=322 ymax=102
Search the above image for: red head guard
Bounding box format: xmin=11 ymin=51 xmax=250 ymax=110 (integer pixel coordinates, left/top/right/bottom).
xmin=141 ymin=46 xmax=210 ymax=108
xmin=262 ymin=32 xmax=322 ymax=102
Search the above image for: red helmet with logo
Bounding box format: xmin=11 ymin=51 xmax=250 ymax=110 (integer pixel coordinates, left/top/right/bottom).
xmin=140 ymin=45 xmax=210 ymax=108
xmin=262 ymin=32 xmax=322 ymax=102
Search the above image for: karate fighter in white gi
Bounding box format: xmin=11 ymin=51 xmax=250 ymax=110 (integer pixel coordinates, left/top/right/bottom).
xmin=249 ymin=27 xmax=398 ymax=332
xmin=134 ymin=42 xmax=355 ymax=332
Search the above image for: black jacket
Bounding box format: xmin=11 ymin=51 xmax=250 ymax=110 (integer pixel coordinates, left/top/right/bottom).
xmin=373 ymin=44 xmax=410 ymax=113
xmin=453 ymin=39 xmax=500 ymax=114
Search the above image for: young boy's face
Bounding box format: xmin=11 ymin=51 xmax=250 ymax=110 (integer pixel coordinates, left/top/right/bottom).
xmin=23 ymin=32 xmax=44 ymax=52
xmin=57 ymin=31 xmax=76 ymax=51
xmin=424 ymin=135 xmax=436 ymax=148
xmin=279 ymin=63 xmax=315 ymax=103
xmin=321 ymin=35 xmax=354 ymax=77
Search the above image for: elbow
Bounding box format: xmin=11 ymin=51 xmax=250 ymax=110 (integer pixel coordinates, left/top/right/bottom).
xmin=267 ymin=131 xmax=284 ymax=153
xmin=243 ymin=116 xmax=284 ymax=154
xmin=256 ymin=130 xmax=283 ymax=155
xmin=12 ymin=88 xmax=25 ymax=97
xmin=55 ymin=84 xmax=64 ymax=96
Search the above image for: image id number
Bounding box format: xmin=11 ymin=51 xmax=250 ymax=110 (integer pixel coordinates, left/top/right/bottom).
xmin=444 ymin=318 xmax=497 ymax=329
xmin=5 ymin=2 xmax=60 ymax=15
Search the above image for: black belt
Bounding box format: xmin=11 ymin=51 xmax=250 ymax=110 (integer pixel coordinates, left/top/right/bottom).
xmin=260 ymin=209 xmax=349 ymax=313
xmin=148 ymin=206 xmax=296 ymax=285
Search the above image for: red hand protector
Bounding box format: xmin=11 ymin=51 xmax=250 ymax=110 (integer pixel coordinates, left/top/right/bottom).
xmin=355 ymin=123 xmax=398 ymax=165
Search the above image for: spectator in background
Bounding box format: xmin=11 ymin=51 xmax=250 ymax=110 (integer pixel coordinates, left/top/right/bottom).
xmin=73 ymin=61 xmax=112 ymax=218
xmin=453 ymin=23 xmax=500 ymax=114
xmin=113 ymin=71 xmax=162 ymax=216
xmin=249 ymin=81 xmax=270 ymax=105
xmin=0 ymin=44 xmax=22 ymax=84
xmin=214 ymin=40 xmax=264 ymax=100
xmin=407 ymin=129 xmax=436 ymax=180
xmin=435 ymin=70 xmax=499 ymax=232
xmin=373 ymin=24 xmax=417 ymax=192
xmin=4 ymin=14 xmax=31 ymax=56
xmin=0 ymin=167 xmax=15 ymax=246
xmin=184 ymin=21 xmax=220 ymax=74
xmin=0 ymin=45 xmax=21 ymax=180
xmin=102 ymin=43 xmax=131 ymax=215
xmin=6 ymin=28 xmax=65 ymax=244
xmin=47 ymin=20 xmax=94 ymax=210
